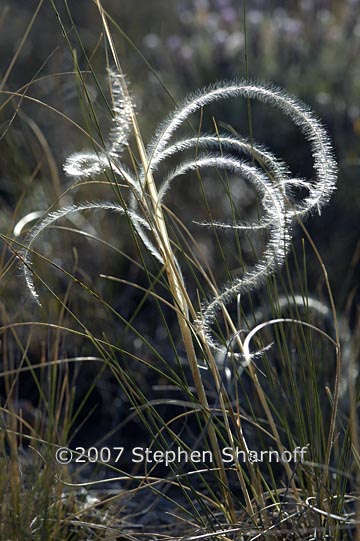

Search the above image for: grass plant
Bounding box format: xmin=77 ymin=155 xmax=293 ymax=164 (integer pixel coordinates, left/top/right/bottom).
xmin=0 ymin=1 xmax=359 ymax=539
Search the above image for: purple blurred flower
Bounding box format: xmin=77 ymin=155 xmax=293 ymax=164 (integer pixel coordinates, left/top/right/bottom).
xmin=220 ymin=7 xmax=237 ymax=24
xmin=143 ymin=34 xmax=160 ymax=49
xmin=214 ymin=30 xmax=229 ymax=45
xmin=283 ymin=18 xmax=303 ymax=35
xmin=206 ymin=13 xmax=221 ymax=31
xmin=275 ymin=10 xmax=303 ymax=36
xmin=166 ymin=35 xmax=182 ymax=50
xmin=247 ymin=10 xmax=263 ymax=26
xmin=225 ymin=32 xmax=244 ymax=56
xmin=181 ymin=45 xmax=194 ymax=61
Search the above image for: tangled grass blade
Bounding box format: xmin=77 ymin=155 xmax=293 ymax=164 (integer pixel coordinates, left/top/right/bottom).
xmin=144 ymin=79 xmax=337 ymax=355
xmin=21 ymin=74 xmax=337 ymax=362
xmin=107 ymin=69 xmax=134 ymax=160
xmin=150 ymin=134 xmax=291 ymax=189
xmin=21 ymin=202 xmax=126 ymax=305
xmin=63 ymin=151 xmax=109 ymax=179
xmin=148 ymin=80 xmax=337 ymax=217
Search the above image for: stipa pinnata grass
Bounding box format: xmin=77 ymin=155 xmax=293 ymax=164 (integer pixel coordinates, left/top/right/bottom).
xmin=18 ymin=70 xmax=337 ymax=362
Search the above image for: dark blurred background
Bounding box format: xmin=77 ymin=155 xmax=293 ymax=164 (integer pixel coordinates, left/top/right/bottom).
xmin=0 ymin=0 xmax=359 ymax=447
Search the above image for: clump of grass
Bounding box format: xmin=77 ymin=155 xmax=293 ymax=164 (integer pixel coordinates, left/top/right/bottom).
xmin=1 ymin=1 xmax=359 ymax=540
